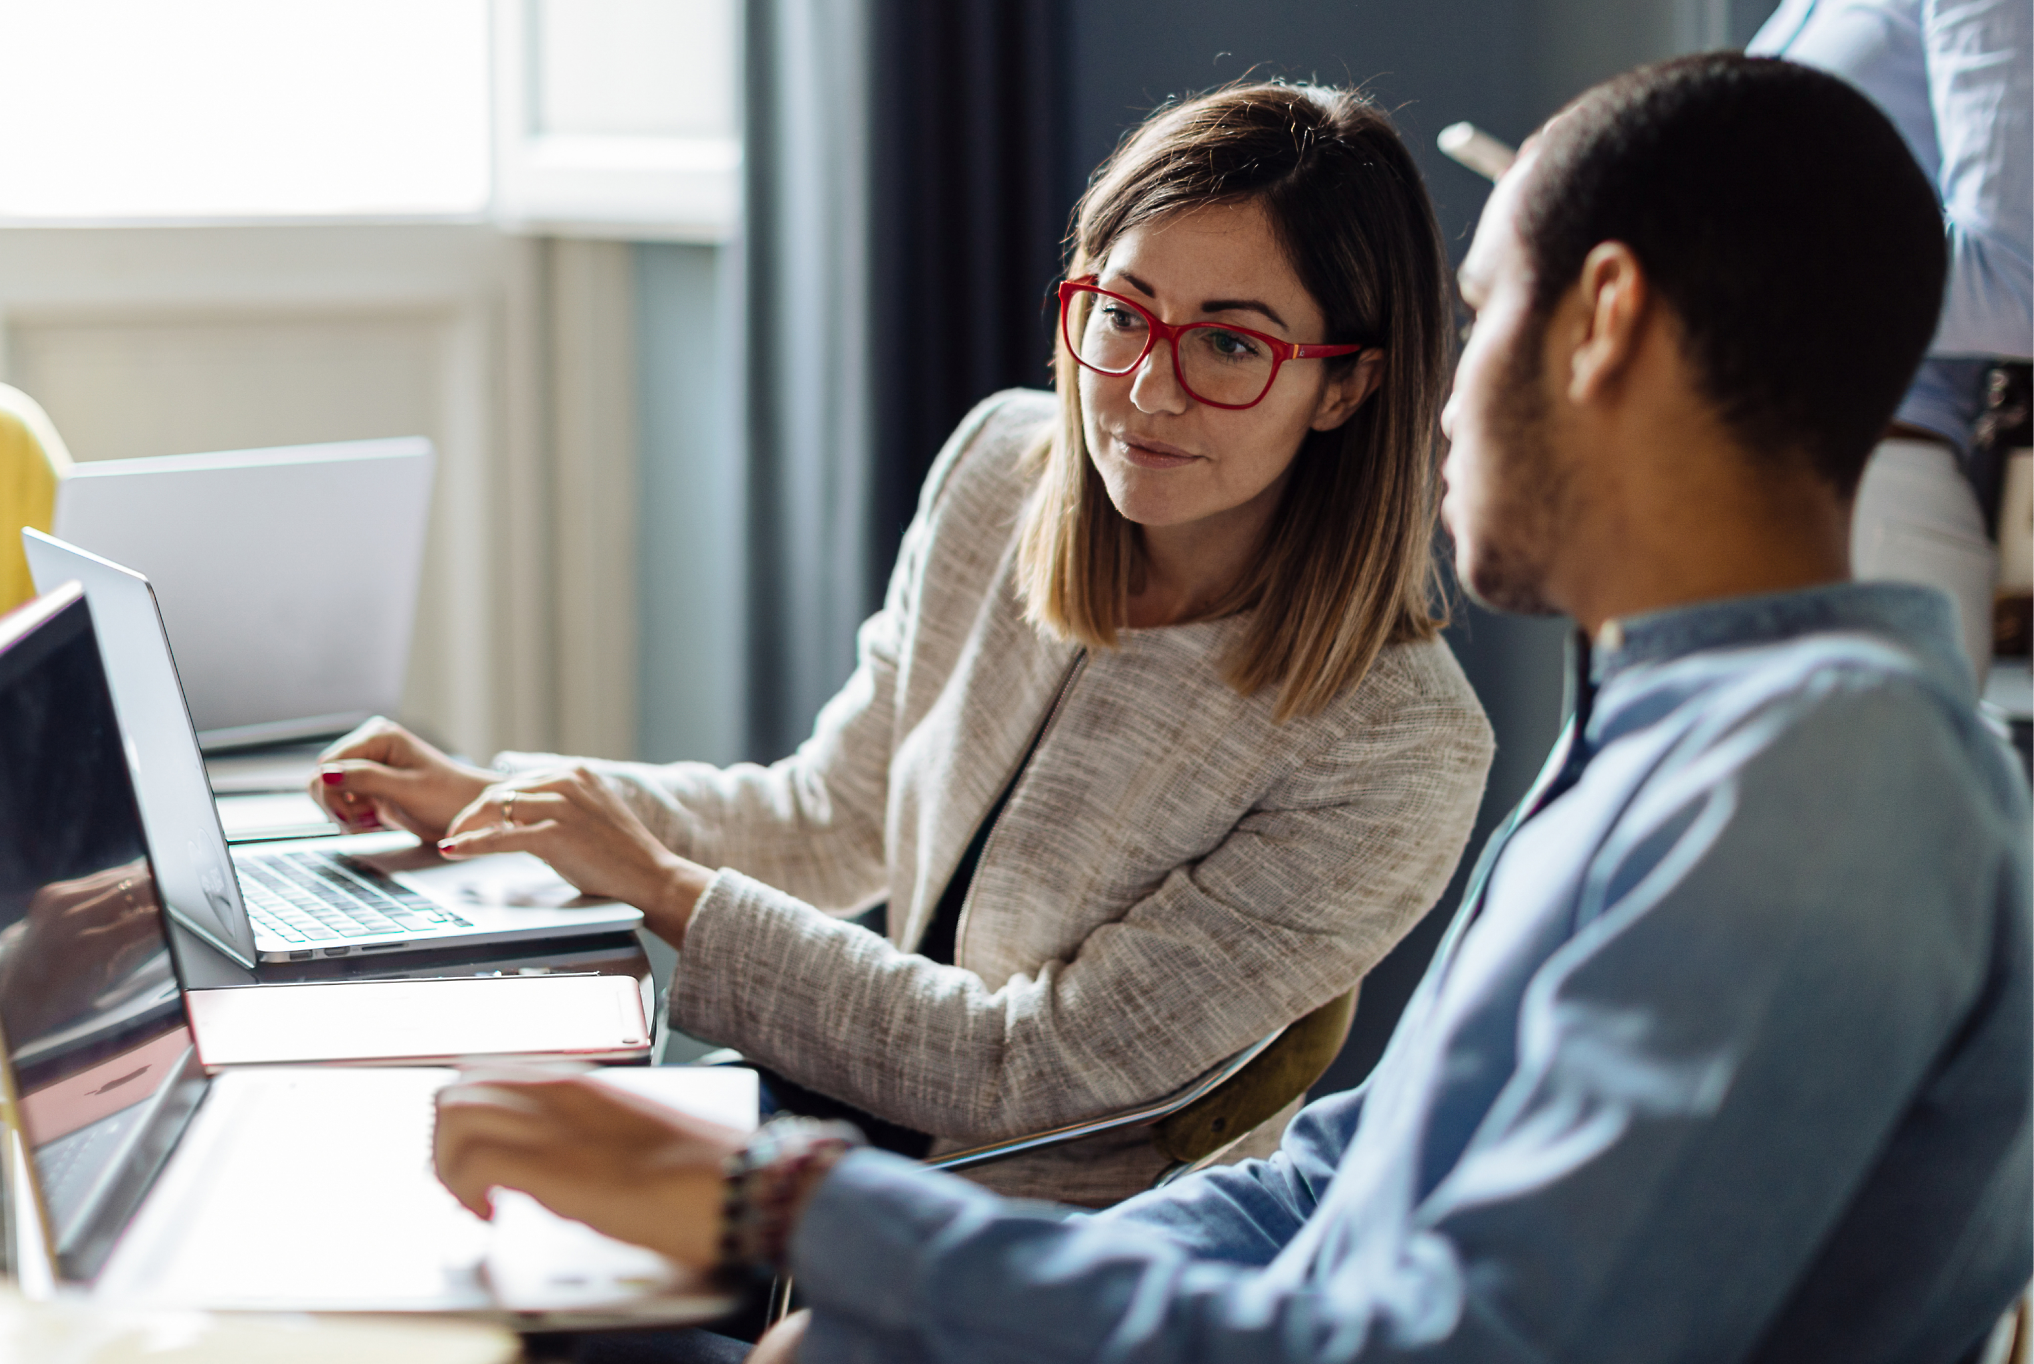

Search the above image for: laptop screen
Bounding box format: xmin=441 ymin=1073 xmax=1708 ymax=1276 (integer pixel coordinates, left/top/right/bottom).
xmin=51 ymin=436 xmax=435 ymax=749
xmin=22 ymin=531 xmax=259 ymax=967
xmin=0 ymin=588 xmax=202 ymax=1279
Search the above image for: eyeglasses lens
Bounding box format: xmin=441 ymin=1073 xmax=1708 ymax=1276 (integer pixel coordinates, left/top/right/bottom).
xmin=1074 ymin=294 xmax=1276 ymax=407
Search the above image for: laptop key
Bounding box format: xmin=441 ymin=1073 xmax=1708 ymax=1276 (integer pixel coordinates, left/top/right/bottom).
xmin=239 ymin=848 xmax=454 ymax=940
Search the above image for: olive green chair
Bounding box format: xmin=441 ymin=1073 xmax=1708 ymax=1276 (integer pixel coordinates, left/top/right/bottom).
xmin=926 ymin=987 xmax=1358 ymax=1183
xmin=761 ymin=988 xmax=1359 ymax=1325
xmin=0 ymin=385 xmax=73 ymax=613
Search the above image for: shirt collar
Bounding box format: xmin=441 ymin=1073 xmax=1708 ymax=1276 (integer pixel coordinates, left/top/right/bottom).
xmin=1590 ymin=581 xmax=1971 ymax=698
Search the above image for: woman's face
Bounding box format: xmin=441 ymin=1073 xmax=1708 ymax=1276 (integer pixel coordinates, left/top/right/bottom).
xmin=1078 ymin=199 xmax=1374 ymax=533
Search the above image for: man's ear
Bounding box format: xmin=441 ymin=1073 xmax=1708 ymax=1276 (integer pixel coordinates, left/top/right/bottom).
xmin=1311 ymin=348 xmax=1385 ymax=431
xmin=1567 ymin=242 xmax=1649 ymax=404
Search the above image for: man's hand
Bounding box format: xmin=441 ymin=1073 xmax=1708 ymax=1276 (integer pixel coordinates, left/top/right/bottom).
xmin=309 ymin=717 xmax=495 ymax=840
xmin=436 ymin=767 xmax=714 ymax=948
xmin=433 ymin=1074 xmax=742 ymax=1269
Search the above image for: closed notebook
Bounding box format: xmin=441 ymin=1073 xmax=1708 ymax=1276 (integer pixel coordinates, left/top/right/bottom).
xmin=185 ymin=974 xmax=652 ymax=1068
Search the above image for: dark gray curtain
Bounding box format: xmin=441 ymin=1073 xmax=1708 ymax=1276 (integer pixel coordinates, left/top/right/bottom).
xmin=744 ymin=0 xmax=1071 ymax=761
xmin=865 ymin=0 xmax=1071 ymax=590
xmin=744 ymin=0 xmax=875 ymax=762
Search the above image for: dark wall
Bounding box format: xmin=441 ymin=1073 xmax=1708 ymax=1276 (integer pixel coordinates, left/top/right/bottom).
xmin=1065 ymin=0 xmax=1572 ymax=1094
xmin=1069 ymin=0 xmax=1540 ymax=269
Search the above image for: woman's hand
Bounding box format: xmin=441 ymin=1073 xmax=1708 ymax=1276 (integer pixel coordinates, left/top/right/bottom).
xmin=437 ymin=767 xmax=714 ymax=948
xmin=0 ymin=859 xmax=168 ymax=1043
xmin=308 ymin=718 xmax=494 ymax=840
xmin=433 ymin=1074 xmax=741 ymax=1269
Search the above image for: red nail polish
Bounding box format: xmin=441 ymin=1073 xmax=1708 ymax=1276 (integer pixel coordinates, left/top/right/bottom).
xmin=437 ymin=839 xmax=456 ymax=853
xmin=320 ymin=769 xmax=345 ymax=786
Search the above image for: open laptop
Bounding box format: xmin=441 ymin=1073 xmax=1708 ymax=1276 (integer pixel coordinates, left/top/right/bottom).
xmin=24 ymin=531 xmax=644 ymax=967
xmin=51 ymin=436 xmax=433 ymax=750
xmin=0 ymin=585 xmax=749 ymax=1317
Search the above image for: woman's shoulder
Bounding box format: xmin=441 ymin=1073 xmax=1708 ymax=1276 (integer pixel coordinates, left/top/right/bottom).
xmin=915 ymin=388 xmax=1056 ymax=521
xmin=1317 ymin=633 xmax=1493 ymax=751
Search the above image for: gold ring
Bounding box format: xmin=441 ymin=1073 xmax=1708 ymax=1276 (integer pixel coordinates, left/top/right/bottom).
xmin=502 ymin=791 xmax=518 ymax=825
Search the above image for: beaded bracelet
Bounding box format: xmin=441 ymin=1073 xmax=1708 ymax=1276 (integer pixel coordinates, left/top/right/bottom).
xmin=720 ymin=1117 xmax=865 ymax=1278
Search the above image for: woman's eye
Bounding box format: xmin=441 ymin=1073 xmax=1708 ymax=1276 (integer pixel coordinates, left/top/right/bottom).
xmin=1099 ymin=302 xmax=1145 ymax=332
xmin=1201 ymin=328 xmax=1264 ymax=361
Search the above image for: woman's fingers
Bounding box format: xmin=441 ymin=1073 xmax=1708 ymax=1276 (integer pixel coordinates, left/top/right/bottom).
xmin=308 ymin=719 xmax=492 ymax=838
xmin=437 ymin=819 xmax=562 ymax=859
xmin=443 ymin=785 xmax=571 ymax=839
xmin=314 ymin=759 xmax=410 ymax=831
xmin=434 ymin=772 xmax=706 ymax=937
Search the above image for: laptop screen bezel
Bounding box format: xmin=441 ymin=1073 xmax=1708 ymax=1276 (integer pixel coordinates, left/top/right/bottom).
xmin=0 ymin=586 xmax=213 ymax=1283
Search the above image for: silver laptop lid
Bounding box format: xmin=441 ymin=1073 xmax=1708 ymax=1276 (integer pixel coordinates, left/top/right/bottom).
xmin=51 ymin=436 xmax=434 ymax=750
xmin=0 ymin=585 xmax=207 ymax=1282
xmin=23 ymin=531 xmax=259 ymax=968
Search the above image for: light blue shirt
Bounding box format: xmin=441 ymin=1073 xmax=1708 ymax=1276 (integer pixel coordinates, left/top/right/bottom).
xmin=790 ymin=582 xmax=2032 ymax=1363
xmin=1750 ymin=0 xmax=2034 ymax=452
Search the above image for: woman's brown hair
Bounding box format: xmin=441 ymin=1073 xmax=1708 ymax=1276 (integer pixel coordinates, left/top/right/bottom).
xmin=1016 ymin=81 xmax=1451 ymax=721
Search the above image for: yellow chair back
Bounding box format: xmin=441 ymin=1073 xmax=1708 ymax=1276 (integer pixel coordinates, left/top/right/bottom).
xmin=0 ymin=385 xmax=74 ymax=613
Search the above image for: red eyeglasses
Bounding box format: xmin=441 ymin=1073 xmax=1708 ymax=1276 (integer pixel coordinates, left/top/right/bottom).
xmin=1057 ymin=278 xmax=1367 ymax=410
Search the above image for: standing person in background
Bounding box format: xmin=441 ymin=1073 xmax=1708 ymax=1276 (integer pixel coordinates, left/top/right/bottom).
xmin=314 ymin=83 xmax=1494 ymax=1207
xmin=1751 ymin=0 xmax=2033 ymax=684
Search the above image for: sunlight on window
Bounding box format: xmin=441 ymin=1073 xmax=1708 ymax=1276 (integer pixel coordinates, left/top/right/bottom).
xmin=0 ymin=0 xmax=490 ymax=221
xmin=536 ymin=0 xmax=737 ymax=140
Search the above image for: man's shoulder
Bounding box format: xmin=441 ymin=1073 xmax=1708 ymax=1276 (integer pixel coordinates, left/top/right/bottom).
xmin=1601 ymin=625 xmax=2029 ymax=921
xmin=1616 ymin=623 xmax=1988 ymax=774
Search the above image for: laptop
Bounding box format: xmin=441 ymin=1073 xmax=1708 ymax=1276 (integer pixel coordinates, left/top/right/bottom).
xmin=0 ymin=585 xmax=749 ymax=1316
xmin=51 ymin=436 xmax=433 ymax=751
xmin=24 ymin=531 xmax=644 ymax=966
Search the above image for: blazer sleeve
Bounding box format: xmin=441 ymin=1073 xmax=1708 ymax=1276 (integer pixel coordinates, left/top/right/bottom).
xmin=494 ymin=393 xmax=1020 ymax=915
xmin=669 ymin=667 xmax=1493 ymax=1143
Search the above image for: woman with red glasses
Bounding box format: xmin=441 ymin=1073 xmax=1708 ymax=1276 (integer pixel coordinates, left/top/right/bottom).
xmin=313 ymin=82 xmax=1492 ymax=1207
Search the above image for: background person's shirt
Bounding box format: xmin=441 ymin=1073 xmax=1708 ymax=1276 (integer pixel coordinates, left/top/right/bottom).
xmin=1751 ymin=0 xmax=2034 ymax=454
xmin=787 ymin=582 xmax=2032 ymax=1363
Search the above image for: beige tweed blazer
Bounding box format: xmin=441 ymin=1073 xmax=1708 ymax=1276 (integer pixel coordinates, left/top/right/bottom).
xmin=530 ymin=389 xmax=1493 ymax=1203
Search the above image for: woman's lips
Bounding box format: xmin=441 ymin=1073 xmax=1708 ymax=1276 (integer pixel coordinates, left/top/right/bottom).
xmin=1115 ymin=435 xmax=1200 ymax=470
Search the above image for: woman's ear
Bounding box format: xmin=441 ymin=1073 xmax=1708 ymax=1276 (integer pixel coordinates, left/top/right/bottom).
xmin=1310 ymin=349 xmax=1385 ymax=431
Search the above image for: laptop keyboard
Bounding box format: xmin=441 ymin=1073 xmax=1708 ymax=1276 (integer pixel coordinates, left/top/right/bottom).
xmin=235 ymin=851 xmax=471 ymax=946
xmin=34 ymin=1102 xmax=145 ymax=1230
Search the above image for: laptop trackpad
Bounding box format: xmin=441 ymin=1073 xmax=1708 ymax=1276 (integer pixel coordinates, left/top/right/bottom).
xmin=358 ymin=844 xmax=614 ymax=912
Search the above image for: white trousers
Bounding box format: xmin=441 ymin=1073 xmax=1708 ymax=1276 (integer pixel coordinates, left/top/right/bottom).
xmin=1852 ymin=437 xmax=1997 ymax=687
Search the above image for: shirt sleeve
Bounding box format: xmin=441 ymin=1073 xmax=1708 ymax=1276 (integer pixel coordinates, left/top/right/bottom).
xmin=1086 ymin=1087 xmax=1368 ymax=1267
xmin=1925 ymin=0 xmax=2032 ymax=357
xmin=788 ymin=673 xmax=2023 ymax=1363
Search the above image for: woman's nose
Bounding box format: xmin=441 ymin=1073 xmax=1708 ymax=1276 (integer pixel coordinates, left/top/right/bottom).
xmin=1130 ymin=341 xmax=1191 ymax=416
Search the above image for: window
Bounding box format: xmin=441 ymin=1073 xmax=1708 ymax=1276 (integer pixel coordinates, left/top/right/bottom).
xmin=0 ymin=0 xmax=738 ymax=239
xmin=494 ymin=0 xmax=741 ymax=240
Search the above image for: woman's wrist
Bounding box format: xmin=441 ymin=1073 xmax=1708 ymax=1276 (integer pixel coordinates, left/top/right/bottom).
xmin=648 ymin=853 xmax=715 ymax=950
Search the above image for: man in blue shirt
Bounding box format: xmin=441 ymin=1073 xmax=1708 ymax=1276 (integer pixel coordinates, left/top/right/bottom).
xmin=433 ymin=54 xmax=2032 ymax=1364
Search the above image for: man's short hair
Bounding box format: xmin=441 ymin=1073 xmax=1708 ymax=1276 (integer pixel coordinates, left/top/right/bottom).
xmin=1517 ymin=53 xmax=1946 ymax=493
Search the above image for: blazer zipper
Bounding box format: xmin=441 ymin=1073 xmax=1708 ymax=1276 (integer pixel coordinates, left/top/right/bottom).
xmin=950 ymin=648 xmax=1089 ymax=967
